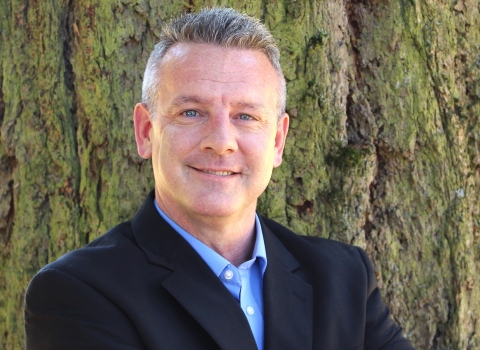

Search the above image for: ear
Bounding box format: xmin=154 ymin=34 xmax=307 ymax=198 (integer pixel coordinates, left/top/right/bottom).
xmin=133 ymin=103 xmax=153 ymax=159
xmin=273 ymin=112 xmax=289 ymax=168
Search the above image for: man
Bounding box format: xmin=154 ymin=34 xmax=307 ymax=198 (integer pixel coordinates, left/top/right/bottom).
xmin=25 ymin=8 xmax=414 ymax=350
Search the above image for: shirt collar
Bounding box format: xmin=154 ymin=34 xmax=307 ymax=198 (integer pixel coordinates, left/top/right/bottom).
xmin=154 ymin=199 xmax=267 ymax=277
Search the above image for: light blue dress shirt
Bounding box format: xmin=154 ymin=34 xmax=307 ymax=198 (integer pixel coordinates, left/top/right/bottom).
xmin=154 ymin=200 xmax=267 ymax=350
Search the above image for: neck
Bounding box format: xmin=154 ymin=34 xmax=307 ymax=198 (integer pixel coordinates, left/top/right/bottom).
xmin=156 ymin=197 xmax=257 ymax=267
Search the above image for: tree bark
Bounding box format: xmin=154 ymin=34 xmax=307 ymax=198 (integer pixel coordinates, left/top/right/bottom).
xmin=1 ymin=0 xmax=479 ymax=348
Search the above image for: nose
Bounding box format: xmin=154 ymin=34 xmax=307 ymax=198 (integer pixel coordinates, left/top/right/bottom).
xmin=199 ymin=113 xmax=238 ymax=154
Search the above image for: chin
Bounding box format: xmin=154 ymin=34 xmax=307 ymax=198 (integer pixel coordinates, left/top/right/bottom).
xmin=188 ymin=196 xmax=254 ymax=219
xmin=190 ymin=204 xmax=239 ymax=218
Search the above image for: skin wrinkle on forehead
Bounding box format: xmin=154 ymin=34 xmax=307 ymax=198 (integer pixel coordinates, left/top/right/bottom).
xmin=167 ymin=43 xmax=263 ymax=70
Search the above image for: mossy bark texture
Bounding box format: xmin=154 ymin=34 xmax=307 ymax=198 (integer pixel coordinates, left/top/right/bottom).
xmin=1 ymin=0 xmax=479 ymax=349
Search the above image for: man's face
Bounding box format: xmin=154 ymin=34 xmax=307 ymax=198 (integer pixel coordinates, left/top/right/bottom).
xmin=134 ymin=43 xmax=289 ymax=224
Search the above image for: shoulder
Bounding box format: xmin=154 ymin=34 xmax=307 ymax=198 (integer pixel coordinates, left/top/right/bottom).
xmin=260 ymin=215 xmax=366 ymax=261
xmin=29 ymin=220 xmax=146 ymax=289
xmin=50 ymin=221 xmax=135 ymax=264
xmin=260 ymin=215 xmax=374 ymax=284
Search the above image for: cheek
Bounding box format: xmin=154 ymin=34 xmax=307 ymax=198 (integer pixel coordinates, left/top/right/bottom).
xmin=167 ymin=126 xmax=199 ymax=148
xmin=244 ymin=136 xmax=276 ymax=170
xmin=156 ymin=129 xmax=199 ymax=166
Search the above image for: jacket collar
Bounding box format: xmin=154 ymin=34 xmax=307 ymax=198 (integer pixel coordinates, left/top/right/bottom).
xmin=131 ymin=190 xmax=178 ymax=270
xmin=260 ymin=217 xmax=313 ymax=350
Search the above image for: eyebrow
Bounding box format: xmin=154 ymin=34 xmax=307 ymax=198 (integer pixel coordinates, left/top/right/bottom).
xmin=231 ymin=101 xmax=266 ymax=111
xmin=168 ymin=95 xmax=267 ymax=112
xmin=169 ymin=95 xmax=209 ymax=107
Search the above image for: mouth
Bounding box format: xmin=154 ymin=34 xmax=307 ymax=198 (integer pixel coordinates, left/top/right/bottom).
xmin=202 ymin=170 xmax=234 ymax=176
xmin=190 ymin=166 xmax=239 ymax=176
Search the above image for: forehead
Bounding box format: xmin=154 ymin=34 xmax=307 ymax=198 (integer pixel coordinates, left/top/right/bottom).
xmin=156 ymin=43 xmax=280 ymax=108
xmin=160 ymin=42 xmax=277 ymax=78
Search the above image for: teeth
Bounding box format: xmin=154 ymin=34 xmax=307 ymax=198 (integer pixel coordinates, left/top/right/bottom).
xmin=203 ymin=170 xmax=233 ymax=176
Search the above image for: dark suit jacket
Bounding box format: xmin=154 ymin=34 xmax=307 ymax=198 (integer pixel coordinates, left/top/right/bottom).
xmin=25 ymin=191 xmax=414 ymax=350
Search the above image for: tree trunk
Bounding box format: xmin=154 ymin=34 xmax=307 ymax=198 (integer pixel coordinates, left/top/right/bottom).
xmin=1 ymin=0 xmax=479 ymax=348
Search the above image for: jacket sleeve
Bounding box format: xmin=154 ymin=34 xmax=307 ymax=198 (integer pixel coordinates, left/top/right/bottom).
xmin=357 ymin=248 xmax=416 ymax=350
xmin=24 ymin=267 xmax=145 ymax=350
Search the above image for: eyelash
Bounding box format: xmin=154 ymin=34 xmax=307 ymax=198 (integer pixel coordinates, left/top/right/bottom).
xmin=181 ymin=110 xmax=255 ymax=121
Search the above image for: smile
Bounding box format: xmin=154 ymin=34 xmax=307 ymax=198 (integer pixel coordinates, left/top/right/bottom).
xmin=202 ymin=170 xmax=234 ymax=176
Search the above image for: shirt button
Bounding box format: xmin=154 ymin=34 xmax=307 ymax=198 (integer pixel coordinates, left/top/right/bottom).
xmin=246 ymin=306 xmax=254 ymax=315
xmin=224 ymin=270 xmax=234 ymax=280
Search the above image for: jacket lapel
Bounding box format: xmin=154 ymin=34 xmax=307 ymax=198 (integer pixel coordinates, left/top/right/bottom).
xmin=132 ymin=192 xmax=257 ymax=350
xmin=161 ymin=238 xmax=258 ymax=350
xmin=261 ymin=219 xmax=313 ymax=350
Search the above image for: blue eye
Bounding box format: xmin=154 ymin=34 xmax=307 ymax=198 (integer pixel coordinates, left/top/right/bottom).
xmin=239 ymin=114 xmax=252 ymax=120
xmin=184 ymin=110 xmax=197 ymax=117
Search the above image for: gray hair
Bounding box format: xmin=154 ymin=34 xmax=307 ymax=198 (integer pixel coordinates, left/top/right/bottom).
xmin=142 ymin=7 xmax=286 ymax=118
